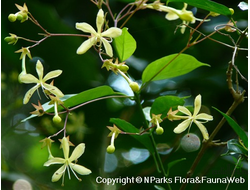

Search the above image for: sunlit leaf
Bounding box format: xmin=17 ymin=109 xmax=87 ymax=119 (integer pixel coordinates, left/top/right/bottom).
xmin=113 ymin=27 xmax=137 ymax=61
xmin=142 ymin=54 xmax=209 ymax=84
xmin=150 ymin=96 xmax=186 ymax=118
xmin=22 ymin=86 xmax=128 ymax=122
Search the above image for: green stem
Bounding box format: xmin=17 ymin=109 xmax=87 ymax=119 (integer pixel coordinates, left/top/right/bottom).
xmin=134 ymin=93 xmax=171 ymax=190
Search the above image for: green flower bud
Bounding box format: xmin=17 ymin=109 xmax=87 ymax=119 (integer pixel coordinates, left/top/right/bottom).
xmin=4 ymin=34 xmax=18 ymax=45
xmin=181 ymin=133 xmax=201 ymax=152
xmin=129 ymin=82 xmax=140 ymax=93
xmin=8 ymin=14 xmax=16 ymax=22
xmin=229 ymin=8 xmax=234 ymax=15
xmin=156 ymin=126 xmax=164 ymax=135
xmin=209 ymin=12 xmax=220 ymax=17
xmin=53 ymin=115 xmax=62 ymax=123
xmin=16 ymin=13 xmax=23 ymax=21
xmin=118 ymin=65 xmax=129 ymax=73
xmin=107 ymin=145 xmax=115 ymax=154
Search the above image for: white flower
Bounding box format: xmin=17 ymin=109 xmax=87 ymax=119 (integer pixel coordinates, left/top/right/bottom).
xmin=172 ymin=94 xmax=213 ymax=140
xmin=44 ymin=137 xmax=91 ymax=185
xmin=76 ymin=9 xmax=122 ymax=57
xmin=147 ymin=3 xmax=206 ymax=33
xmin=19 ymin=60 xmax=64 ymax=104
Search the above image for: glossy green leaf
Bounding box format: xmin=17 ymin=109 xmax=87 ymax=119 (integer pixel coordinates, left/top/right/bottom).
xmin=213 ymin=107 xmax=248 ymax=148
xmin=110 ymin=118 xmax=155 ymax=153
xmin=22 ymin=86 xmax=127 ymax=122
xmin=151 ymin=96 xmax=186 ymax=118
xmin=142 ymin=54 xmax=209 ymax=84
xmin=168 ymin=0 xmax=232 ymax=16
xmin=113 ymin=27 xmax=137 ymax=61
xmin=221 ymin=139 xmax=248 ymax=157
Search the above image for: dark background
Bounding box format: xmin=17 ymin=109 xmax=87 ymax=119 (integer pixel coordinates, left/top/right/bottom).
xmin=2 ymin=0 xmax=248 ymax=189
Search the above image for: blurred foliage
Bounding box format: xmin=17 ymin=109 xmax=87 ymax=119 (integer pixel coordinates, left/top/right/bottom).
xmin=2 ymin=0 xmax=248 ymax=190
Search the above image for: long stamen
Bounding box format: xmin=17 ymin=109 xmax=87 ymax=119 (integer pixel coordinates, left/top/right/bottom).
xmin=69 ymin=164 xmax=82 ymax=181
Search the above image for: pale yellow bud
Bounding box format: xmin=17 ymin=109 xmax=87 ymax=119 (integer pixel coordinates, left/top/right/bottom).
xmin=53 ymin=115 xmax=61 ymax=123
xmin=107 ymin=145 xmax=115 ymax=154
xmin=8 ymin=14 xmax=16 ymax=22
xmin=156 ymin=126 xmax=164 ymax=135
xmin=129 ymin=82 xmax=140 ymax=93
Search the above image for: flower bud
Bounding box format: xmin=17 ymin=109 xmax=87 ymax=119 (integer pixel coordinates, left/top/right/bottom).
xmin=209 ymin=12 xmax=220 ymax=17
xmin=8 ymin=14 xmax=17 ymax=22
xmin=181 ymin=133 xmax=201 ymax=152
xmin=107 ymin=145 xmax=115 ymax=154
xmin=4 ymin=34 xmax=18 ymax=45
xmin=16 ymin=13 xmax=23 ymax=21
xmin=229 ymin=8 xmax=234 ymax=15
xmin=129 ymin=82 xmax=140 ymax=93
xmin=118 ymin=65 xmax=129 ymax=73
xmin=53 ymin=115 xmax=62 ymax=123
xmin=156 ymin=126 xmax=164 ymax=135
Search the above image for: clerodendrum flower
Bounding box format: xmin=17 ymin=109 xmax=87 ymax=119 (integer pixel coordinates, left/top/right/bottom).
xmin=172 ymin=94 xmax=213 ymax=140
xmin=44 ymin=137 xmax=91 ymax=185
xmin=75 ymin=9 xmax=122 ymax=57
xmin=147 ymin=3 xmax=206 ymax=33
xmin=19 ymin=60 xmax=64 ymax=104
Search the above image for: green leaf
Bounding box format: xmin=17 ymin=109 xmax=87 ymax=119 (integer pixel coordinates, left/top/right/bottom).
xmin=222 ymin=139 xmax=247 ymax=157
xmin=22 ymin=86 xmax=127 ymax=122
xmin=151 ymin=96 xmax=185 ymax=118
xmin=113 ymin=27 xmax=136 ymax=61
xmin=166 ymin=158 xmax=186 ymax=177
xmin=213 ymin=107 xmax=248 ymax=148
xmin=167 ymin=0 xmax=232 ymax=16
xmin=110 ymin=118 xmax=155 ymax=153
xmin=142 ymin=54 xmax=209 ymax=84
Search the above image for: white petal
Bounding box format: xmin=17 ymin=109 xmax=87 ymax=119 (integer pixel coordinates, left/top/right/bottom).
xmin=101 ymin=27 xmax=122 ymax=38
xmin=44 ymin=157 xmax=65 ymax=166
xmin=194 ymin=121 xmax=209 ymax=140
xmin=196 ymin=113 xmax=213 ymax=121
xmin=36 ymin=60 xmax=44 ymax=80
xmin=76 ymin=37 xmax=96 ymax=55
xmin=69 ymin=143 xmax=85 ymax=162
xmin=165 ymin=12 xmax=179 ymax=20
xmin=101 ymin=37 xmax=113 ymax=57
xmin=19 ymin=74 xmax=39 ymax=84
xmin=173 ymin=119 xmax=191 ymax=133
xmin=52 ymin=165 xmax=66 ymax=182
xmin=43 ymin=83 xmax=64 ymax=98
xmin=76 ymin=22 xmax=96 ymax=34
xmin=178 ymin=106 xmax=192 ymax=116
xmin=193 ymin=94 xmax=201 ymax=116
xmin=61 ymin=137 xmax=69 ymax=159
xmin=23 ymin=84 xmax=40 ymax=104
xmin=96 ymin=9 xmax=104 ymax=33
xmin=70 ymin=163 xmax=92 ymax=175
xmin=43 ymin=70 xmax=62 ymax=82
